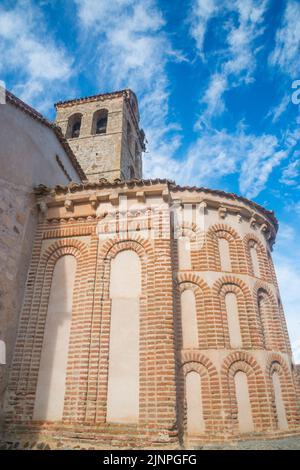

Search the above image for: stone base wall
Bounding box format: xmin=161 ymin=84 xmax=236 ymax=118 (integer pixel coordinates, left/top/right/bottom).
xmin=0 ymin=178 xmax=38 ymax=433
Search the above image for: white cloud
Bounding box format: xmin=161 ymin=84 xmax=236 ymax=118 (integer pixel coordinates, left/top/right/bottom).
xmin=190 ymin=0 xmax=268 ymax=121
xmin=189 ymin=0 xmax=217 ymax=58
xmin=273 ymin=224 xmax=300 ymax=362
xmin=280 ymin=152 xmax=300 ymax=186
xmin=75 ymin=0 xmax=184 ymax=179
xmin=144 ymin=123 xmax=288 ymax=198
xmin=74 ymin=0 xmax=300 ymax=199
xmin=201 ymin=73 xmax=227 ymax=118
xmin=269 ymin=0 xmax=300 ymax=76
xmin=267 ymin=94 xmax=291 ymax=123
xmin=240 ymin=146 xmax=286 ymax=198
xmin=0 ymin=0 xmax=73 ymax=110
xmin=223 ymin=0 xmax=267 ymax=77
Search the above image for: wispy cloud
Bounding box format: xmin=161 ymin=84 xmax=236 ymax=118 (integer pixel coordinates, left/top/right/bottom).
xmin=189 ymin=0 xmax=217 ymax=58
xmin=0 ymin=0 xmax=74 ymax=111
xmin=280 ymin=152 xmax=300 ymax=186
xmin=269 ymin=0 xmax=300 ymax=76
xmin=144 ymin=122 xmax=288 ymax=198
xmin=187 ymin=0 xmax=300 ymax=199
xmin=267 ymin=94 xmax=291 ymax=123
xmin=190 ymin=0 xmax=268 ymax=121
xmin=273 ymin=222 xmax=300 ymax=362
xmin=75 ymin=0 xmax=184 ymax=174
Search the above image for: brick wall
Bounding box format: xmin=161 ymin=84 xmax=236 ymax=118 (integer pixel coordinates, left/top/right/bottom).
xmin=0 ymin=99 xmax=82 ymax=434
xmin=2 ymin=181 xmax=299 ymax=448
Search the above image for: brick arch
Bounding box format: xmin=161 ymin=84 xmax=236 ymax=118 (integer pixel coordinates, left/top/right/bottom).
xmin=99 ymin=233 xmax=155 ymax=263
xmin=266 ymin=354 xmax=299 ymax=429
xmin=176 ymin=221 xmax=202 ymax=239
xmin=253 ymin=281 xmax=288 ymax=352
xmin=243 ymin=233 xmax=272 ymax=282
xmin=13 ymin=238 xmax=90 ymax=422
xmin=177 ymin=272 xmax=210 ymax=292
xmin=40 ymin=238 xmax=89 ymax=265
xmin=177 ymin=275 xmax=213 ymax=349
xmin=209 ymin=222 xmax=240 ymax=239
xmin=92 ymin=236 xmax=158 ymax=425
xmin=175 ymin=221 xmax=205 ymax=272
xmin=221 ymin=352 xmax=272 ymax=434
xmin=212 ymin=276 xmax=259 ymax=349
xmin=178 ymin=355 xmax=222 ymax=437
xmin=206 ymin=223 xmax=247 ymax=274
xmin=98 ymin=237 xmax=155 ymax=304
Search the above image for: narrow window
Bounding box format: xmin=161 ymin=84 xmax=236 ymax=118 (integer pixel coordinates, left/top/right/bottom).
xmin=257 ymin=291 xmax=268 ymax=348
xmin=91 ymin=109 xmax=108 ymax=135
xmin=186 ymin=371 xmax=205 ymax=434
xmin=0 ymin=340 xmax=6 ymax=365
xmin=178 ymin=236 xmax=191 ymax=270
xmin=181 ymin=290 xmax=198 ymax=348
xmin=106 ymin=250 xmax=141 ymax=423
xmin=249 ymin=240 xmax=260 ymax=277
xmin=234 ymin=371 xmax=254 ymax=433
xmin=218 ymin=237 xmax=231 ymax=271
xmin=66 ymin=113 xmax=82 ymax=139
xmin=272 ymin=370 xmax=288 ymax=430
xmin=225 ymin=292 xmax=242 ymax=348
xmin=96 ymin=111 xmax=108 ymax=134
xmin=33 ymin=255 xmax=76 ymax=421
xmin=71 ymin=120 xmax=81 ymax=138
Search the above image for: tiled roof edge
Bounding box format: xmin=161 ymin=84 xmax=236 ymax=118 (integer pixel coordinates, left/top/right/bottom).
xmin=54 ymin=88 xmax=135 ymax=108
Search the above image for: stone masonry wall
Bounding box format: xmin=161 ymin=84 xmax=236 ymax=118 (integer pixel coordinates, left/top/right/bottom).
xmin=0 ymin=179 xmax=37 ymax=431
xmin=56 ymin=96 xmax=123 ymax=181
xmin=55 ymin=91 xmax=143 ymax=182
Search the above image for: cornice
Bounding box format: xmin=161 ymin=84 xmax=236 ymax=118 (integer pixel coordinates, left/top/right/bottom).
xmin=54 ymin=88 xmax=137 ymax=108
xmin=34 ymin=178 xmax=278 ymax=232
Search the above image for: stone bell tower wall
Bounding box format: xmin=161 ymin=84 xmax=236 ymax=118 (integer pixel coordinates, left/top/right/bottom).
xmin=55 ymin=90 xmax=144 ymax=183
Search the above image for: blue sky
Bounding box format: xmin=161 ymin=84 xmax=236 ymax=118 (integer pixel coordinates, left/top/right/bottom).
xmin=0 ymin=0 xmax=299 ymax=359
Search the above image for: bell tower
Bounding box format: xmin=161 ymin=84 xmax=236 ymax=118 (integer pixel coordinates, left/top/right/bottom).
xmin=55 ymin=89 xmax=145 ymax=182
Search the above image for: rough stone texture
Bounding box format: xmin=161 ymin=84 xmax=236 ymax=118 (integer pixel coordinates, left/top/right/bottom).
xmin=0 ymin=181 xmax=37 ymax=431
xmin=198 ymin=436 xmax=300 ymax=450
xmin=3 ymin=180 xmax=299 ymax=448
xmin=1 ymin=433 xmax=300 ymax=450
xmin=296 ymin=365 xmax=300 ymax=399
xmin=55 ymin=90 xmax=144 ymax=182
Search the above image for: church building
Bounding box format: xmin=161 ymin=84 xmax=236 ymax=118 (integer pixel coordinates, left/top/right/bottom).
xmin=0 ymin=88 xmax=299 ymax=449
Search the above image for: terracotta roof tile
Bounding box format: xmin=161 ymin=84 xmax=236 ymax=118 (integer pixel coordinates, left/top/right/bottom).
xmin=54 ymin=88 xmax=135 ymax=108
